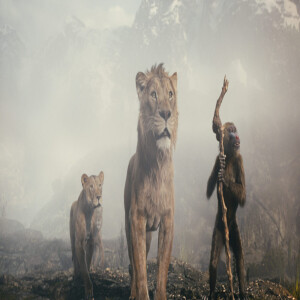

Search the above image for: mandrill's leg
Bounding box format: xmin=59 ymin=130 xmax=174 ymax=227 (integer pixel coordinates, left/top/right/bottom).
xmin=146 ymin=232 xmax=152 ymax=259
xmin=230 ymin=221 xmax=246 ymax=299
xmin=155 ymin=212 xmax=174 ymax=300
xmin=209 ymin=224 xmax=224 ymax=299
xmin=130 ymin=209 xmax=149 ymax=300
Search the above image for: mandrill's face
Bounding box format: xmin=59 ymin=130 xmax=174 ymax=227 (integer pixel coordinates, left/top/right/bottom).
xmin=223 ymin=123 xmax=240 ymax=155
xmin=136 ymin=70 xmax=178 ymax=152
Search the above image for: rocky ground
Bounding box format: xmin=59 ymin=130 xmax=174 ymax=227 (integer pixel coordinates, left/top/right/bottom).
xmin=0 ymin=218 xmax=296 ymax=299
xmin=0 ymin=258 xmax=295 ymax=300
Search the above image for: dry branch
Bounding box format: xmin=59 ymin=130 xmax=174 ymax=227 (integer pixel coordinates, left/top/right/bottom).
xmin=212 ymin=76 xmax=234 ymax=300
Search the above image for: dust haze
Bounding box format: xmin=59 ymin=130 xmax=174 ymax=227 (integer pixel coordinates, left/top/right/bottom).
xmin=1 ymin=0 xmax=299 ymax=273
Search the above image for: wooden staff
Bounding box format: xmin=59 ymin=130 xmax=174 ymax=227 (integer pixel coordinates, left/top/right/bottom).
xmin=212 ymin=76 xmax=234 ymax=300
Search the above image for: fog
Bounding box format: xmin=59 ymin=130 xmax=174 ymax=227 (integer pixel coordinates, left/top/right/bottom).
xmin=0 ymin=0 xmax=299 ymax=267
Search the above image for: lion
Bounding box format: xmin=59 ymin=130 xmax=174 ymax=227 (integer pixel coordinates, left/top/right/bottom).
xmin=70 ymin=171 xmax=104 ymax=299
xmin=124 ymin=63 xmax=178 ymax=300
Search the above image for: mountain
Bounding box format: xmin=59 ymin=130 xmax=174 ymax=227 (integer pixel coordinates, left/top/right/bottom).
xmin=0 ymin=24 xmax=26 ymax=99
xmin=131 ymin=0 xmax=300 ymax=83
xmin=0 ymin=24 xmax=25 ymax=71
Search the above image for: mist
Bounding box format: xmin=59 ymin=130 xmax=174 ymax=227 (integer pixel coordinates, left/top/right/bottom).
xmin=1 ymin=0 xmax=299 ymax=277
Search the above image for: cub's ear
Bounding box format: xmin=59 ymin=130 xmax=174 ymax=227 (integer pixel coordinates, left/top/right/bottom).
xmin=170 ymin=72 xmax=177 ymax=88
xmin=136 ymin=72 xmax=147 ymax=99
xmin=99 ymin=171 xmax=104 ymax=183
xmin=81 ymin=174 xmax=89 ymax=186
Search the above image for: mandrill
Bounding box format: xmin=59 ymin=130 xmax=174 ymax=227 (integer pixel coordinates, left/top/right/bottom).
xmin=206 ymin=122 xmax=246 ymax=299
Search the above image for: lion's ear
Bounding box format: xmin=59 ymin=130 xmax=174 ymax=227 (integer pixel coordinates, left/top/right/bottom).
xmin=81 ymin=174 xmax=89 ymax=187
xmin=99 ymin=171 xmax=104 ymax=183
xmin=136 ymin=72 xmax=147 ymax=98
xmin=170 ymin=72 xmax=177 ymax=88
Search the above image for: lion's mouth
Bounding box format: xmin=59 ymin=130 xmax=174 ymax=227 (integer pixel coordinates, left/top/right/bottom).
xmin=157 ymin=128 xmax=170 ymax=140
xmin=93 ymin=199 xmax=101 ymax=209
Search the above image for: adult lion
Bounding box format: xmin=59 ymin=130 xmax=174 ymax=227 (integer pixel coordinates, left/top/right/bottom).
xmin=70 ymin=171 xmax=104 ymax=300
xmin=124 ymin=64 xmax=178 ymax=300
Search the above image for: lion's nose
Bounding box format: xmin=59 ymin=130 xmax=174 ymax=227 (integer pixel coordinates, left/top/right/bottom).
xmin=97 ymin=196 xmax=101 ymax=200
xmin=159 ymin=110 xmax=171 ymax=121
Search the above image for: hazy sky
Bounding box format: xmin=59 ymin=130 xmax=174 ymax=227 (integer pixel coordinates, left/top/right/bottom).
xmin=0 ymin=0 xmax=140 ymax=49
xmin=0 ymin=0 xmax=299 ymax=242
xmin=0 ymin=0 xmax=140 ymax=228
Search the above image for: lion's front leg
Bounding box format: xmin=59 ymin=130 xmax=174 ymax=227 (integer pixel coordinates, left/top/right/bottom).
xmin=75 ymin=240 xmax=93 ymax=299
xmin=130 ymin=209 xmax=149 ymax=300
xmin=125 ymin=212 xmax=136 ymax=299
xmin=155 ymin=212 xmax=174 ymax=300
xmin=86 ymin=238 xmax=94 ymax=271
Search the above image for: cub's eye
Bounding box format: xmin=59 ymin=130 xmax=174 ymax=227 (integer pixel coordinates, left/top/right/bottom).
xmin=151 ymin=91 xmax=157 ymax=100
xmin=169 ymin=91 xmax=173 ymax=99
xmin=99 ymin=184 xmax=101 ymax=187
xmin=90 ymin=185 xmax=93 ymax=189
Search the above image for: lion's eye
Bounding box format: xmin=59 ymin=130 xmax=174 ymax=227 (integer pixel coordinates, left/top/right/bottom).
xmin=151 ymin=91 xmax=157 ymax=100
xmin=169 ymin=91 xmax=173 ymax=99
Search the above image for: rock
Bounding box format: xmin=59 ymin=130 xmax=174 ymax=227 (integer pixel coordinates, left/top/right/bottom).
xmin=0 ymin=218 xmax=72 ymax=276
xmin=0 ymin=217 xmax=25 ymax=236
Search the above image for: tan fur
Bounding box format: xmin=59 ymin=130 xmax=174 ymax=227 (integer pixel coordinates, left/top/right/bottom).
xmin=124 ymin=64 xmax=178 ymax=300
xmin=70 ymin=171 xmax=104 ymax=299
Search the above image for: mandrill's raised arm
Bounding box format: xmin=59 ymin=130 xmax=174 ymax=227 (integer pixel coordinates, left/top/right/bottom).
xmin=206 ymin=156 xmax=219 ymax=199
xmin=226 ymin=155 xmax=246 ymax=207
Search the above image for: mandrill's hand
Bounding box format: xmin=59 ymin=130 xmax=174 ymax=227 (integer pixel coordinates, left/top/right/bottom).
xmin=218 ymin=153 xmax=226 ymax=185
xmin=219 ymin=153 xmax=226 ymax=169
xmin=222 ymin=75 xmax=229 ymax=94
xmin=218 ymin=169 xmax=225 ymax=184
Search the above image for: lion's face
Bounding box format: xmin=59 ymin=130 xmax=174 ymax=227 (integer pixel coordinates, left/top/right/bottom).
xmin=81 ymin=171 xmax=104 ymax=208
xmin=136 ymin=65 xmax=178 ymax=152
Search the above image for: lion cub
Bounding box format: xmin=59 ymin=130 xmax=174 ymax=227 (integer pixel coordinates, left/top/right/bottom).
xmin=70 ymin=171 xmax=104 ymax=299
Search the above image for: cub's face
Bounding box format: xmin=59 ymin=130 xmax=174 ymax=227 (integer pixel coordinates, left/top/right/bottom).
xmin=136 ymin=70 xmax=178 ymax=151
xmin=81 ymin=171 xmax=104 ymax=208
